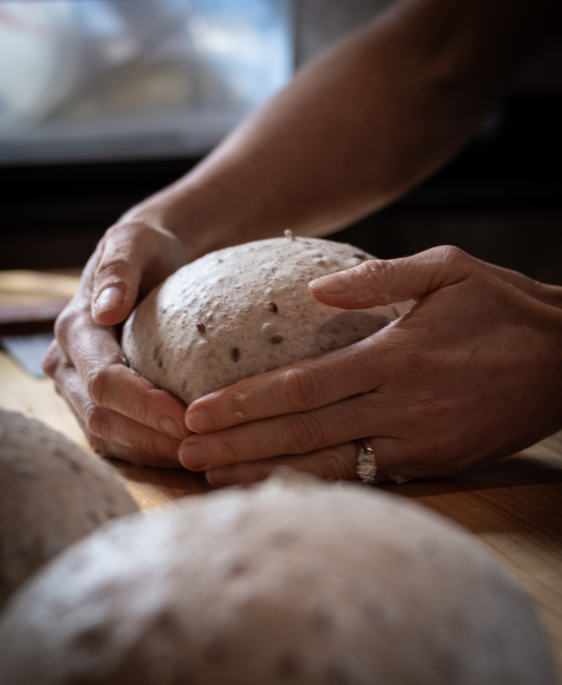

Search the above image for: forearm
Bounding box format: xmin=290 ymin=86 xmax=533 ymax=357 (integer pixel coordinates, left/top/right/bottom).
xmin=123 ymin=0 xmax=559 ymax=260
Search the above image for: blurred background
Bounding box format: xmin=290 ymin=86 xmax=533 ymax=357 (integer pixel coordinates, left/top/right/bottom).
xmin=1 ymin=0 xmax=561 ymax=284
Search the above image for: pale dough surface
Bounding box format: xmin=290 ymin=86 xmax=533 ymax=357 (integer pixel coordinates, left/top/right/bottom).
xmin=0 ymin=476 xmax=554 ymax=685
xmin=0 ymin=408 xmax=138 ymax=610
xmin=123 ymin=236 xmax=410 ymax=404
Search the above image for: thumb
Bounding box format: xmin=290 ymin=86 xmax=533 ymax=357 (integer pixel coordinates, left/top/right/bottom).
xmin=91 ymin=224 xmax=143 ymax=325
xmin=309 ymin=245 xmax=475 ymax=309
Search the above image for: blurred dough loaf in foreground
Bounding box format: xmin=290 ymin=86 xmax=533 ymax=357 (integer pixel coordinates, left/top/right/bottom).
xmin=0 ymin=408 xmax=138 ymax=611
xmin=122 ymin=236 xmax=410 ymax=404
xmin=0 ymin=474 xmax=554 ymax=685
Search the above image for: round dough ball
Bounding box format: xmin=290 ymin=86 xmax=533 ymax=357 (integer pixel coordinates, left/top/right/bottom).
xmin=0 ymin=409 xmax=138 ymax=610
xmin=0 ymin=474 xmax=554 ymax=685
xmin=122 ymin=236 xmax=410 ymax=404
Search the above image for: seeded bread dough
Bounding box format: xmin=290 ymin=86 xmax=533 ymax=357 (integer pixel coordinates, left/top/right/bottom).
xmin=122 ymin=236 xmax=411 ymax=404
xmin=0 ymin=409 xmax=138 ymax=610
xmin=0 ymin=474 xmax=554 ymax=685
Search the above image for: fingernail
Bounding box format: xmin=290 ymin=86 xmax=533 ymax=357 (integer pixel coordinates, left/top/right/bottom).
xmin=310 ymin=271 xmax=350 ymax=294
xmin=186 ymin=407 xmax=215 ymax=433
xmin=206 ymin=467 xmax=236 ymax=487
xmin=93 ymin=286 xmax=124 ymax=316
xmin=160 ymin=416 xmax=187 ymax=440
xmin=179 ymin=442 xmax=206 ymax=470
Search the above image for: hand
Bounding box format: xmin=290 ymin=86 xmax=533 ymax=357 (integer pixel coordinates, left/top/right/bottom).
xmin=43 ymin=221 xmax=191 ymax=467
xmin=179 ymin=246 xmax=562 ymax=485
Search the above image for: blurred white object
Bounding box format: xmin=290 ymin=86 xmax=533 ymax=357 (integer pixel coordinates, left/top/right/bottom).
xmin=0 ymin=0 xmax=294 ymax=162
xmin=0 ymin=3 xmax=79 ymax=133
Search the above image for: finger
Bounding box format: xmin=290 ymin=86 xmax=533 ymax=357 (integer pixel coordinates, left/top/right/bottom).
xmin=205 ymin=434 xmax=473 ymax=488
xmin=54 ymin=313 xmax=188 ymax=439
xmin=95 ymin=439 xmax=183 ymax=469
xmin=180 ymin=393 xmax=382 ymax=471
xmin=49 ymin=349 xmax=179 ymax=468
xmin=365 ymin=435 xmax=477 ymax=482
xmin=206 ymin=442 xmax=359 ymax=487
xmin=185 ymin=335 xmax=390 ymax=433
xmin=308 ymin=245 xmax=477 ymax=309
xmin=91 ymin=222 xmax=187 ymax=325
xmin=49 ymin=344 xmax=182 ymax=464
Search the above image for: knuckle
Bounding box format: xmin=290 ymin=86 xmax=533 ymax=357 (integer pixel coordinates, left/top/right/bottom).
xmin=283 ymin=414 xmax=324 ymax=454
xmin=41 ymin=343 xmax=59 ymax=377
xmin=211 ymin=435 xmax=240 ymax=465
xmin=84 ymin=404 xmax=108 ymax=439
xmin=437 ymin=245 xmax=470 ymax=266
xmin=103 ymin=224 xmax=123 ymax=241
xmin=95 ymin=257 xmax=133 ymax=283
xmin=281 ymin=367 xmax=321 ymax=412
xmin=53 ymin=310 xmax=72 ymax=345
xmin=138 ymin=434 xmax=167 ymax=459
xmin=103 ymin=222 xmax=144 ymax=247
xmin=362 ymin=258 xmax=393 ymax=288
xmin=320 ymin=450 xmax=355 ymax=482
xmin=97 ymin=223 xmax=148 ymax=279
xmin=86 ymin=367 xmax=110 ymax=406
xmin=133 ymin=401 xmax=153 ymax=429
xmin=104 ymin=221 xmax=155 ymax=255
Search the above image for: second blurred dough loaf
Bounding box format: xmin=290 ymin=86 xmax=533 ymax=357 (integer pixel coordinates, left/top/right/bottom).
xmin=0 ymin=409 xmax=138 ymax=611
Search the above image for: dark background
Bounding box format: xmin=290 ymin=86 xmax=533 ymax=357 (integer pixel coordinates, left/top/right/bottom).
xmin=2 ymin=93 xmax=561 ymax=283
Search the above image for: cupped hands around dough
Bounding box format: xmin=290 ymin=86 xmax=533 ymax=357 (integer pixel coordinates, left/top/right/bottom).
xmin=41 ymin=0 xmax=562 ymax=479
xmin=42 ymin=221 xmax=192 ymax=469
xmin=179 ymin=246 xmax=562 ymax=487
xmin=121 ymin=236 xmax=410 ymax=405
xmin=43 ymin=224 xmax=562 ymax=484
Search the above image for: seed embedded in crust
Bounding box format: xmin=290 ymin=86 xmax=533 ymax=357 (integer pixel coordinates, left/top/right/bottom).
xmin=270 ymin=335 xmax=284 ymax=345
xmin=196 ymin=323 xmax=206 ymax=333
xmin=231 ymin=347 xmax=240 ymax=362
xmin=267 ymin=302 xmax=278 ymax=313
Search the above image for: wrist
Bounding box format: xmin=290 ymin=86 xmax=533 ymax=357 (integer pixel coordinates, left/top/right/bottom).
xmin=117 ymin=182 xmax=236 ymax=263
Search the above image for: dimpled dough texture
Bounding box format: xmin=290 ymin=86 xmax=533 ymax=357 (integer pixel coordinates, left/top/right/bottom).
xmin=0 ymin=477 xmax=554 ymax=685
xmin=0 ymin=409 xmax=138 ymax=610
xmin=122 ymin=237 xmax=409 ymax=404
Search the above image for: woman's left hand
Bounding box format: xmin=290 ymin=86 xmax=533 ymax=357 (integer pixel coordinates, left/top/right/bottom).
xmin=179 ymin=246 xmax=562 ymax=486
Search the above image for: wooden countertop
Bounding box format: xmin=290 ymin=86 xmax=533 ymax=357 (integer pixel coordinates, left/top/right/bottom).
xmin=1 ymin=270 xmax=561 ymax=681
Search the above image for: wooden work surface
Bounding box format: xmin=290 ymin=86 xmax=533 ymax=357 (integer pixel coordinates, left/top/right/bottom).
xmin=1 ymin=270 xmax=562 ymax=681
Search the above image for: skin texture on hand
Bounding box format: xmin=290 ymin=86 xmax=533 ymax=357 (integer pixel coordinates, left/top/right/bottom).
xmin=180 ymin=247 xmax=562 ymax=486
xmin=42 ymin=222 xmax=191 ymax=467
xmin=43 ymin=0 xmax=561 ymax=471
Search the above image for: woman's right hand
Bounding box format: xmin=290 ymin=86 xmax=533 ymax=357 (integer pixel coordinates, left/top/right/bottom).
xmin=42 ymin=220 xmax=191 ymax=467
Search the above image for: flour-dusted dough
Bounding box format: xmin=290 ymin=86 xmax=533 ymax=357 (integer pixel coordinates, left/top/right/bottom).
xmin=0 ymin=475 xmax=554 ymax=685
xmin=0 ymin=409 xmax=138 ymax=610
xmin=122 ymin=236 xmax=410 ymax=404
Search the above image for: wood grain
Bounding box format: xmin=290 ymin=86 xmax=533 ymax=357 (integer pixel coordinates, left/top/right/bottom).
xmin=1 ymin=269 xmax=561 ymax=681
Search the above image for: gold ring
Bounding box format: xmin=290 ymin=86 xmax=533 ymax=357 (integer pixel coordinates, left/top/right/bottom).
xmin=356 ymin=439 xmax=378 ymax=485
